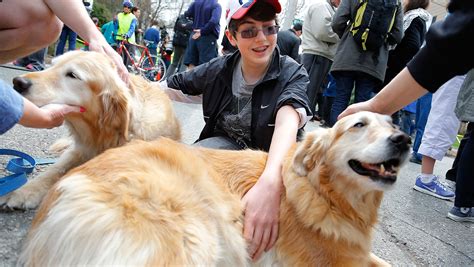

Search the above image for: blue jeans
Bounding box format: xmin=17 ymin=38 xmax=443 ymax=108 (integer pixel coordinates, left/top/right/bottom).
xmin=329 ymin=71 xmax=381 ymax=126
xmin=183 ymin=34 xmax=218 ymax=66
xmin=55 ymin=25 xmax=77 ymax=56
xmin=412 ymin=93 xmax=432 ymax=160
xmin=400 ymin=110 xmax=416 ymax=136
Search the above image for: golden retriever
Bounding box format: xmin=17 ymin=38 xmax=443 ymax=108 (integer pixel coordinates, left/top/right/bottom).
xmin=1 ymin=51 xmax=181 ymax=209
xmin=19 ymin=111 xmax=410 ymax=266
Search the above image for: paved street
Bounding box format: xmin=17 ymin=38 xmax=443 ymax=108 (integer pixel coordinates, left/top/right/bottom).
xmin=0 ymin=64 xmax=473 ymax=266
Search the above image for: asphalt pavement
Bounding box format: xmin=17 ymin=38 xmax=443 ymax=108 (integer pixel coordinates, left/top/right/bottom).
xmin=0 ymin=64 xmax=473 ymax=266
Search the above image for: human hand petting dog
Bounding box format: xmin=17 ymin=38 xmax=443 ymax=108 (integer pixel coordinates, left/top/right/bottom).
xmin=242 ymin=170 xmax=282 ymax=261
xmin=88 ymin=39 xmax=130 ymax=84
xmin=19 ymin=100 xmax=84 ymax=129
xmin=43 ymin=0 xmax=130 ymax=85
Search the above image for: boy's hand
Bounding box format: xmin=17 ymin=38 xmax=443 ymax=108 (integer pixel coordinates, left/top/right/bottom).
xmin=242 ymin=172 xmax=282 ymax=261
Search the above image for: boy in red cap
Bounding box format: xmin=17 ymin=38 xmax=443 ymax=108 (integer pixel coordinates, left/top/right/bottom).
xmin=164 ymin=0 xmax=311 ymax=260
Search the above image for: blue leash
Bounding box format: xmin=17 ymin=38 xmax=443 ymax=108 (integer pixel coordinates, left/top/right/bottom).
xmin=0 ymin=149 xmax=56 ymax=196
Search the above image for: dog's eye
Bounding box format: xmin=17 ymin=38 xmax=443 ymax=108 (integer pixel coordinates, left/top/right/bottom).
xmin=353 ymin=122 xmax=365 ymax=128
xmin=66 ymin=72 xmax=79 ymax=79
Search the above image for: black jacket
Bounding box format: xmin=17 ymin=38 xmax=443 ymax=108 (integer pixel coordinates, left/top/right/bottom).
xmin=167 ymin=50 xmax=311 ymax=151
xmin=276 ymin=29 xmax=301 ymax=62
xmin=407 ymin=0 xmax=474 ymax=92
xmin=385 ymin=17 xmax=426 ymax=85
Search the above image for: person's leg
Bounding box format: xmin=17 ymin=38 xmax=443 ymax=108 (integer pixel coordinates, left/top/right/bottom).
xmin=400 ymin=111 xmax=411 ymax=135
xmin=446 ymin=122 xmax=473 ymax=181
xmin=448 ymin=130 xmax=474 ymax=222
xmin=354 ymin=72 xmax=380 ymax=104
xmin=196 ymin=35 xmax=218 ymax=66
xmin=183 ymin=37 xmax=198 ymax=69
xmin=166 ymin=46 xmax=182 ymax=78
xmin=411 ymin=93 xmax=432 ymax=163
xmin=321 ymin=95 xmax=334 ymax=126
xmin=67 ymin=27 xmax=77 ymax=51
xmin=329 ymin=71 xmax=355 ymax=126
xmin=0 ymin=0 xmax=62 ymax=63
xmin=413 ymin=76 xmax=463 ymax=200
xmin=55 ymin=26 xmax=68 ymax=56
xmin=194 ymin=136 xmax=242 ymax=150
xmin=301 ymin=54 xmax=331 ymax=118
xmin=26 ymin=47 xmax=47 ymax=71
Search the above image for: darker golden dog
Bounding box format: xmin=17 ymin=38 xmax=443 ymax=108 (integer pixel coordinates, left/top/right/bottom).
xmin=1 ymin=51 xmax=181 ymax=209
xmin=20 ymin=111 xmax=410 ymax=266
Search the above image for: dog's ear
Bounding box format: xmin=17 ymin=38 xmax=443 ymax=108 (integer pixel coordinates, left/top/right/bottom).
xmin=292 ymin=128 xmax=331 ymax=176
xmin=99 ymin=89 xmax=130 ymax=145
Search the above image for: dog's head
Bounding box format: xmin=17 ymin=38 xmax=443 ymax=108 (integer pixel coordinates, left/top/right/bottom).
xmin=12 ymin=51 xmax=130 ymax=146
xmin=293 ymin=111 xmax=410 ymax=191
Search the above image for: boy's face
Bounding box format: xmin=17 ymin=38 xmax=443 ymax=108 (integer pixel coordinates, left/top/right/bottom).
xmin=226 ymin=17 xmax=278 ymax=67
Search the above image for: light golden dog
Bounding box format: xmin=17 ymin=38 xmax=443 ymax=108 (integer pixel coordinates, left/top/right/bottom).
xmin=1 ymin=51 xmax=181 ymax=209
xmin=20 ymin=111 xmax=410 ymax=266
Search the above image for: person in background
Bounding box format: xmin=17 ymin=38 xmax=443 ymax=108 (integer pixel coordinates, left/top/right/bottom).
xmin=413 ymin=75 xmax=464 ymax=201
xmin=131 ymin=6 xmax=142 ymax=43
xmin=14 ymin=48 xmax=48 ymax=71
xmin=300 ymin=0 xmax=341 ymax=122
xmin=143 ymin=20 xmax=160 ymax=58
xmin=338 ymin=0 xmax=474 ymax=222
xmin=329 ymin=0 xmax=403 ymax=126
xmin=383 ymin=0 xmax=433 ymax=164
xmin=164 ymin=0 xmax=311 ymax=259
xmin=115 ymin=1 xmax=137 ymax=68
xmin=167 ymin=14 xmax=193 ymax=77
xmin=101 ymin=12 xmax=119 ymax=49
xmin=399 ymin=101 xmax=417 ymax=137
xmin=183 ymin=0 xmax=222 ymax=69
xmin=276 ymin=21 xmax=302 ymax=62
xmin=55 ymin=25 xmax=78 ymax=56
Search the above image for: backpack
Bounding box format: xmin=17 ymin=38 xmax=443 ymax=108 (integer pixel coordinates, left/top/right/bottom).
xmin=172 ymin=15 xmax=193 ymax=48
xmin=350 ymin=0 xmax=398 ymax=51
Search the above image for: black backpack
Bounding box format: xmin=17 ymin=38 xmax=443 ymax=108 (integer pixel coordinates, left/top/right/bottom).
xmin=172 ymin=15 xmax=193 ymax=48
xmin=350 ymin=0 xmax=398 ymax=51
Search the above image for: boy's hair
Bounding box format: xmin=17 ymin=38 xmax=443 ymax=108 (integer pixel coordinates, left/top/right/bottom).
xmin=228 ymin=1 xmax=278 ymax=37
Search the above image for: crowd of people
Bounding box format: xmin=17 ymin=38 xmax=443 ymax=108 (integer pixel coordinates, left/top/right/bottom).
xmin=0 ymin=0 xmax=473 ymax=263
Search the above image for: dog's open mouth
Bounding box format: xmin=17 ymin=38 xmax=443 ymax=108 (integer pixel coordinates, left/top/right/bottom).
xmin=348 ymin=159 xmax=401 ymax=184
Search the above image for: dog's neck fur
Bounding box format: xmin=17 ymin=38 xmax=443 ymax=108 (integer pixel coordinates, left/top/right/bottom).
xmin=201 ymin=144 xmax=382 ymax=265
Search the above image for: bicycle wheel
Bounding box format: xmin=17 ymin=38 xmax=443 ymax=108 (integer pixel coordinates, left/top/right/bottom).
xmin=140 ymin=55 xmax=167 ymax=82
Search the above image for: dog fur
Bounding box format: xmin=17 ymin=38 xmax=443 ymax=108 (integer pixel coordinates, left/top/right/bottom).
xmin=1 ymin=51 xmax=181 ymax=209
xmin=20 ymin=111 xmax=409 ymax=266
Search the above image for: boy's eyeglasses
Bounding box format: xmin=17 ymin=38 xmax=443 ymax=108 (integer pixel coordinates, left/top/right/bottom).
xmin=236 ymin=25 xmax=280 ymax=39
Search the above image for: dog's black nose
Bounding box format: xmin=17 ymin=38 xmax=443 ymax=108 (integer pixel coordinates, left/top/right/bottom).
xmin=12 ymin=77 xmax=32 ymax=94
xmin=389 ymin=132 xmax=411 ymax=150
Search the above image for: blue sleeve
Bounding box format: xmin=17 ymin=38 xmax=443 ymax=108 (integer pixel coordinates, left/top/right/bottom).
xmin=127 ymin=18 xmax=137 ymax=38
xmin=200 ymin=4 xmax=222 ymax=36
xmin=0 ymin=80 xmax=24 ymax=134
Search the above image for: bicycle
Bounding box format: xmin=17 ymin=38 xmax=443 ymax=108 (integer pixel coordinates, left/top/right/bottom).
xmin=116 ymin=38 xmax=167 ymax=82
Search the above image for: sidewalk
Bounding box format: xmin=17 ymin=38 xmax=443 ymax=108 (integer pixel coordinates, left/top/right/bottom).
xmin=0 ymin=66 xmax=473 ymax=266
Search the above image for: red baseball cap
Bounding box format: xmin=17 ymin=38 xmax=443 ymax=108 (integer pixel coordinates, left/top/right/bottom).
xmin=226 ymin=0 xmax=282 ymax=26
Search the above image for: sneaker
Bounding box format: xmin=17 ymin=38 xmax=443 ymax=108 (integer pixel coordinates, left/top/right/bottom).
xmin=413 ymin=175 xmax=455 ymax=200
xmin=409 ymin=155 xmax=422 ymax=164
xmin=447 ymin=207 xmax=474 ymax=222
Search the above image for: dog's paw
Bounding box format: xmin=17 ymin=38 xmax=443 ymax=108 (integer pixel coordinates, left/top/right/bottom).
xmin=0 ymin=186 xmax=45 ymax=210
